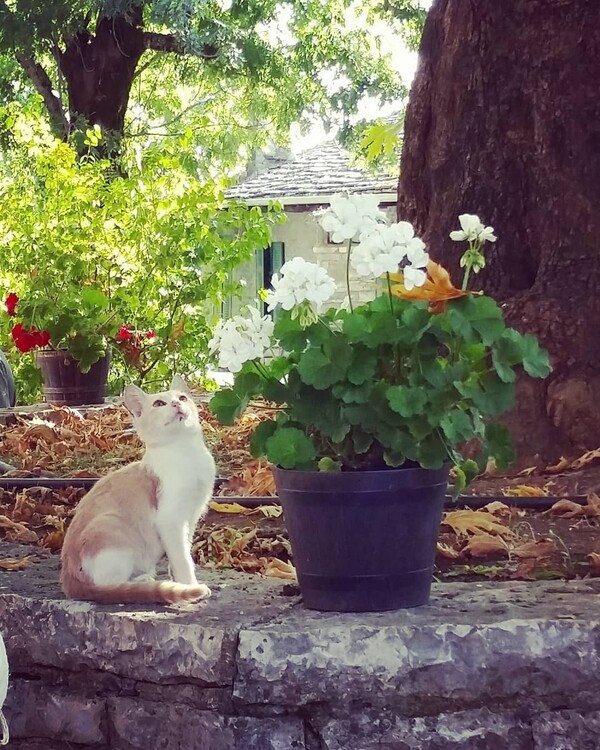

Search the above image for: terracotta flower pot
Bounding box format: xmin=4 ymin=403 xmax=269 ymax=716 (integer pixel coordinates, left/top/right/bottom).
xmin=35 ymin=350 xmax=110 ymax=406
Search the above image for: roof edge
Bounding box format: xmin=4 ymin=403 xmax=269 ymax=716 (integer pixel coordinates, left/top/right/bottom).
xmin=227 ymin=192 xmax=398 ymax=207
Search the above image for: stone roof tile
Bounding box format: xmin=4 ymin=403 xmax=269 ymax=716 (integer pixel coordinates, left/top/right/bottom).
xmin=226 ymin=141 xmax=397 ymax=203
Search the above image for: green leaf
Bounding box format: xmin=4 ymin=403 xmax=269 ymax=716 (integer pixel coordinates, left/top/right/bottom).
xmin=415 ymin=432 xmax=448 ymax=469
xmin=520 ymin=333 xmax=552 ymax=378
xmin=449 ymin=296 xmax=505 ymax=345
xmin=80 ymin=287 xmax=109 ymax=309
xmin=347 ymin=348 xmax=377 ymax=385
xmin=452 ymin=458 xmax=480 ymax=496
xmin=386 ymin=385 xmax=428 ymax=418
xmin=249 ymin=419 xmax=278 ymax=458
xmin=484 ymin=422 xmax=515 ymax=470
xmin=265 ymin=427 xmax=316 ymax=469
xmin=439 ymin=409 xmax=474 ymax=443
xmin=297 ymin=340 xmax=352 ymax=389
xmin=209 ymin=389 xmax=247 ymax=425
xmin=318 ymin=457 xmax=341 ymax=472
xmin=455 ymin=373 xmax=515 ymax=415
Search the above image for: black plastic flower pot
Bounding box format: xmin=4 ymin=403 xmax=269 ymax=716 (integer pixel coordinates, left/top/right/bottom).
xmin=273 ymin=465 xmax=449 ymax=612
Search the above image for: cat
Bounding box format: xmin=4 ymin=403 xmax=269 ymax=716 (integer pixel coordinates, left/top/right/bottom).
xmin=60 ymin=375 xmax=216 ymax=605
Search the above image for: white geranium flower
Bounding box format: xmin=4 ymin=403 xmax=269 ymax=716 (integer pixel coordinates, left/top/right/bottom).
xmin=265 ymin=257 xmax=336 ymax=313
xmin=318 ymin=193 xmax=387 ymax=243
xmin=402 ymin=265 xmax=428 ymax=291
xmin=208 ymin=307 xmax=274 ymax=372
xmin=403 ymin=239 xmax=430 ymax=291
xmin=450 ymin=214 xmax=497 ymax=243
xmin=351 ymin=221 xmax=427 ymax=280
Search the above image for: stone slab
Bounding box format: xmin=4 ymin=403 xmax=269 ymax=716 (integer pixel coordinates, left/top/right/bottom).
xmin=234 ymin=580 xmax=600 ymax=711
xmin=0 ymin=544 xmax=298 ymax=685
xmin=314 ymin=707 xmax=533 ymax=750
xmin=107 ymin=697 xmax=304 ymax=750
xmin=4 ymin=679 xmax=106 ymax=745
xmin=531 ymin=709 xmax=600 ymax=750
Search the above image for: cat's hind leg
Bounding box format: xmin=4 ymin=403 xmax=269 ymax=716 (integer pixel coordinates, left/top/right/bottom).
xmin=82 ymin=548 xmax=136 ymax=586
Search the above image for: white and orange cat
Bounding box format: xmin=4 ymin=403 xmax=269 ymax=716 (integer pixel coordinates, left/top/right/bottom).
xmin=61 ymin=375 xmax=215 ymax=605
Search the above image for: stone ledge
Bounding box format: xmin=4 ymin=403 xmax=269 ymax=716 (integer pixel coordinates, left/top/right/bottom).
xmin=3 ymin=544 xmax=600 ymax=749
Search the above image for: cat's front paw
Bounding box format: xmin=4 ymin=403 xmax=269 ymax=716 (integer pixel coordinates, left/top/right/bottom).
xmin=194 ymin=583 xmax=211 ymax=600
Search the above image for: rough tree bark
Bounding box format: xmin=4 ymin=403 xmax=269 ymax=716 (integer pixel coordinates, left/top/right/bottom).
xmin=58 ymin=10 xmax=146 ymax=140
xmin=397 ymin=0 xmax=600 ymax=464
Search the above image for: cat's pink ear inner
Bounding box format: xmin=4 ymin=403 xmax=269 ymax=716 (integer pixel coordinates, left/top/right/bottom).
xmin=170 ymin=374 xmax=191 ymax=394
xmin=123 ymin=384 xmax=146 ymax=417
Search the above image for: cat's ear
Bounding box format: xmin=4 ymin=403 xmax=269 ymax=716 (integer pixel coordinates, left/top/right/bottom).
xmin=123 ymin=384 xmax=147 ymax=418
xmin=170 ymin=374 xmax=191 ymax=394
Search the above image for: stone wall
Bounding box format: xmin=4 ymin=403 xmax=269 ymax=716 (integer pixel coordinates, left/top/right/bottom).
xmin=3 ymin=546 xmax=600 ymax=749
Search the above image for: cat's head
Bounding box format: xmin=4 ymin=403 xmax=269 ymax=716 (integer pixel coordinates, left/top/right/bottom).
xmin=122 ymin=375 xmax=201 ymax=446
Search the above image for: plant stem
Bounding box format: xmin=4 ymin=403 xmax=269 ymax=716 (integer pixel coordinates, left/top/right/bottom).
xmin=461 ymin=267 xmax=471 ymax=291
xmin=385 ymin=272 xmax=394 ymax=313
xmin=346 ymin=239 xmax=354 ymax=312
xmin=252 ymin=360 xmax=271 ymax=380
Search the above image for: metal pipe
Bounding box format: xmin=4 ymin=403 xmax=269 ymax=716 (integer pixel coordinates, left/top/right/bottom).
xmin=0 ymin=476 xmax=587 ymax=510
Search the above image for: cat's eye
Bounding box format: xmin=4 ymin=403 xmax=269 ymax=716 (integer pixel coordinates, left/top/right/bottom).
xmin=153 ymin=399 xmax=167 ymax=407
xmin=178 ymin=395 xmax=187 ymax=401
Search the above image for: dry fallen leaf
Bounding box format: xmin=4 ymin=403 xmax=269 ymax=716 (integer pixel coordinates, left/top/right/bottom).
xmin=463 ymin=534 xmax=509 ymax=558
xmin=544 ymin=456 xmax=570 ymax=474
xmin=209 ymin=502 xmax=249 ymax=514
xmin=512 ymin=538 xmax=557 ymax=559
xmin=546 ymin=495 xmax=600 ymax=519
xmin=0 ymin=515 xmax=38 ymax=544
xmin=262 ymin=558 xmax=297 ymax=580
xmin=502 ymin=485 xmax=548 ymax=497
xmin=570 ymin=449 xmax=600 ymax=472
xmin=250 ymin=505 xmax=283 ymax=519
xmin=545 ymin=499 xmax=584 ymax=518
xmin=587 ymin=552 xmax=600 ymax=570
xmin=389 ymin=261 xmax=472 ymax=311
xmin=0 ymin=555 xmax=36 ymax=570
xmin=436 ymin=542 xmax=462 ymax=560
xmin=517 ymin=466 xmax=538 ymax=477
xmin=442 ymin=509 xmax=513 ymax=539
xmin=483 ymin=501 xmax=512 ymax=516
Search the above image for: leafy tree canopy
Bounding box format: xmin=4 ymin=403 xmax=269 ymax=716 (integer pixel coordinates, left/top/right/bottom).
xmin=0 ymin=0 xmax=425 ymax=161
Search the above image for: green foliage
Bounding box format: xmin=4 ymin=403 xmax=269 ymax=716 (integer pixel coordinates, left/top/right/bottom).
xmin=210 ymin=287 xmax=552 ymax=478
xmin=0 ymin=0 xmax=423 ymax=159
xmin=0 ymin=105 xmax=281 ymax=400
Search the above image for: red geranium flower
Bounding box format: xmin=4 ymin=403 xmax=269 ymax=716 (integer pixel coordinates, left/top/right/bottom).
xmin=116 ymin=325 xmax=133 ymax=341
xmin=146 ymin=330 xmax=155 ymax=339
xmin=11 ymin=323 xmax=50 ymax=353
xmin=4 ymin=293 xmax=19 ymax=317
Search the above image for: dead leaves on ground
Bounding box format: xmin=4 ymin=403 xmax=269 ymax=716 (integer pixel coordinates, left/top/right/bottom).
xmin=193 ymin=525 xmax=296 ymax=580
xmin=1 ymin=406 xmax=142 ymax=476
xmin=0 ymin=554 xmax=36 ymax=570
xmin=437 ymin=504 xmax=560 ymax=579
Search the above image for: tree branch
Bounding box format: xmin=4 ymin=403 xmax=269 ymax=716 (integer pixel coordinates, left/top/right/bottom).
xmin=141 ymin=31 xmax=218 ymax=59
xmin=15 ymin=53 xmax=69 ymax=138
xmin=0 ymin=0 xmax=69 ymax=138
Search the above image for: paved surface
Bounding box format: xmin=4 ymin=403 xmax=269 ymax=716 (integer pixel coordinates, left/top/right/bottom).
xmin=2 ymin=543 xmax=600 ymax=748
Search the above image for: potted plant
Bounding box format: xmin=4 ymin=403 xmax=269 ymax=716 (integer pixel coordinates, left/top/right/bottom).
xmin=216 ymin=198 xmax=551 ymax=612
xmin=2 ymin=286 xmax=118 ymax=405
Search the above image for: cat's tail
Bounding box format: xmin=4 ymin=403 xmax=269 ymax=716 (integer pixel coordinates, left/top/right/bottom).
xmin=63 ymin=578 xmax=211 ymax=605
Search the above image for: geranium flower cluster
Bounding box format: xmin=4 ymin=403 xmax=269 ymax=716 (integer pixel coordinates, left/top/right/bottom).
xmin=321 ymin=194 xmax=430 ymax=290
xmin=208 ymin=198 xmax=499 ymax=376
xmin=209 ymin=307 xmax=274 ymax=373
xmin=114 ymin=325 xmax=156 ymax=369
xmin=4 ymin=294 xmax=51 ymax=353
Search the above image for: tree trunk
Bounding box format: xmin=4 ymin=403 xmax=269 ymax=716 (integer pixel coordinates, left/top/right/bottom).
xmin=59 ymin=10 xmax=145 ymax=152
xmin=397 ymin=0 xmax=600 ymax=465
